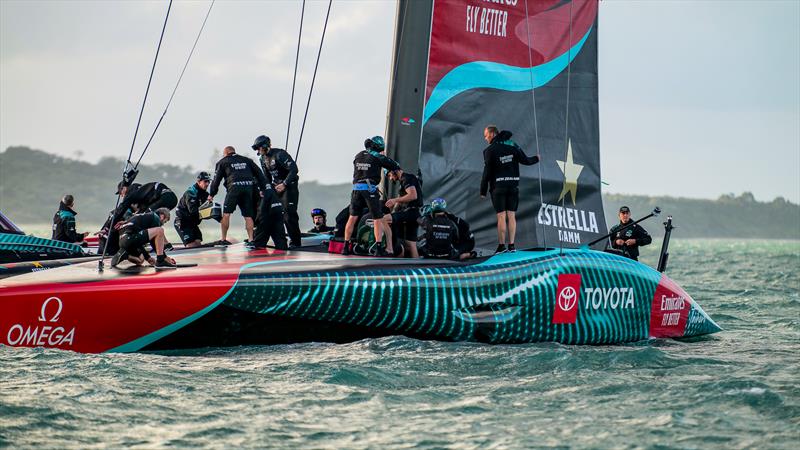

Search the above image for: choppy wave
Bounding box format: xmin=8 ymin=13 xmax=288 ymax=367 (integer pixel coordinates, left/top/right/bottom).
xmin=1 ymin=240 xmax=798 ymax=448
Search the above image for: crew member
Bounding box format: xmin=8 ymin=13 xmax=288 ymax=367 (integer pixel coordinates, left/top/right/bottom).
xmin=609 ymin=206 xmax=652 ymax=261
xmin=417 ymin=198 xmax=459 ymax=260
xmin=387 ymin=168 xmax=423 ymax=258
xmin=308 ymin=208 xmax=334 ymax=234
xmin=251 ymin=135 xmax=302 ymax=248
xmin=115 ymin=181 xmax=178 ymax=221
xmin=444 ymin=210 xmax=476 ymax=260
xmin=174 ymin=172 xmax=212 ymax=248
xmin=52 ymin=194 xmax=88 ymax=244
xmin=111 ymin=208 xmax=175 ymax=269
xmin=252 ymin=182 xmax=288 ymax=250
xmin=342 ymin=136 xmax=401 ymax=256
xmin=209 ymin=145 xmax=267 ymax=245
xmin=480 ymin=125 xmax=540 ymax=253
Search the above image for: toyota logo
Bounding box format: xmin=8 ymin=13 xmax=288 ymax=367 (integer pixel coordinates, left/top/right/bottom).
xmin=557 ymin=286 xmax=577 ymax=312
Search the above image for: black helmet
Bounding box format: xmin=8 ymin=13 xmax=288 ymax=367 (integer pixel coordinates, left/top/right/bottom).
xmin=311 ymin=208 xmax=327 ymax=218
xmin=197 ymin=171 xmax=212 ymax=182
xmin=251 ymin=135 xmax=271 ymax=151
xmin=364 ymin=135 xmax=385 ymax=151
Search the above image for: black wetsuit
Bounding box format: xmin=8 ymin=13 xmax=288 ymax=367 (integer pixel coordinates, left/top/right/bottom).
xmin=480 ymin=130 xmax=539 ymax=213
xmin=391 ymin=173 xmax=423 ymax=242
xmin=118 ymin=211 xmax=161 ymax=258
xmin=114 ymin=182 xmax=177 ymax=224
xmin=350 ymin=150 xmax=400 ymax=219
xmin=446 ymin=212 xmax=475 ymax=256
xmin=261 ymin=148 xmax=301 ymax=246
xmin=52 ymin=202 xmax=84 ymax=244
xmin=417 ymin=213 xmax=459 ymax=260
xmin=210 ymin=153 xmax=266 ymax=218
xmin=175 ymin=183 xmax=210 ymax=245
xmin=253 ymin=184 xmax=288 ymax=250
xmin=609 ymin=220 xmax=652 ymax=261
xmin=308 ymin=224 xmax=335 ymax=234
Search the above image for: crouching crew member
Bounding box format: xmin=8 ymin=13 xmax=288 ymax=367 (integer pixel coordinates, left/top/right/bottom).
xmin=175 ymin=172 xmax=212 ymax=248
xmin=252 ymin=135 xmax=302 ymax=248
xmin=308 ymin=208 xmax=334 ymax=234
xmin=446 ymin=211 xmax=476 ymax=260
xmin=210 ymin=145 xmax=266 ymax=245
xmin=111 ymin=208 xmax=175 ymax=268
xmin=387 ymin=169 xmax=423 ymax=258
xmin=252 ymin=183 xmax=288 ymax=250
xmin=480 ymin=125 xmax=540 ymax=254
xmin=417 ymin=198 xmax=459 ymax=260
xmin=115 ymin=181 xmax=178 ymax=221
xmin=52 ymin=194 xmax=88 ymax=244
xmin=610 ymin=206 xmax=652 ymax=261
xmin=343 ymin=136 xmax=401 ymax=256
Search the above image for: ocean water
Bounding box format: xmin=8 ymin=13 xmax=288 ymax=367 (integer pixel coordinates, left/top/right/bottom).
xmin=1 ymin=239 xmax=798 ymax=448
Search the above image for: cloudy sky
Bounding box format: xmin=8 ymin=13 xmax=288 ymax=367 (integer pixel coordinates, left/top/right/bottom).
xmin=1 ymin=0 xmax=798 ymax=202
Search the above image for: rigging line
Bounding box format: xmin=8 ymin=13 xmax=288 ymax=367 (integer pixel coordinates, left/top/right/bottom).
xmin=285 ymin=0 xmax=306 ymax=153
xmin=558 ymin=0 xmax=574 ymax=256
xmin=294 ymin=0 xmax=332 ymax=162
xmin=134 ymin=0 xmax=216 ymax=170
xmin=100 ymin=0 xmax=173 ymax=271
xmin=523 ymin=0 xmax=546 ymax=249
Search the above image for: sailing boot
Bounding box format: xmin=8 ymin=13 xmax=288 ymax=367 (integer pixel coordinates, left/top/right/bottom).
xmin=155 ymin=255 xmax=177 ymax=269
xmin=508 ymin=244 xmax=516 ymax=253
xmin=110 ymin=250 xmax=128 ymax=268
xmin=494 ymin=244 xmax=507 ymax=254
xmin=342 ymin=241 xmax=353 ymax=256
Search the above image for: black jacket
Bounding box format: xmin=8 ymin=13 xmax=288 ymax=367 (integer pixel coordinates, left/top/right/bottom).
xmin=52 ymin=202 xmax=84 ymax=243
xmin=176 ymin=183 xmax=210 ymax=226
xmin=397 ymin=173 xmax=423 ymax=209
xmin=119 ymin=211 xmax=161 ymax=235
xmin=352 ymin=150 xmax=401 ymax=185
xmin=419 ymin=213 xmax=459 ymax=258
xmin=114 ymin=182 xmax=173 ymax=223
xmin=445 ymin=212 xmax=474 ymax=253
xmin=480 ymin=130 xmax=539 ymax=196
xmin=609 ymin=220 xmax=652 ymax=260
xmin=210 ymin=154 xmax=266 ymax=196
xmin=261 ymin=148 xmax=299 ymax=186
xmin=308 ymin=224 xmax=335 ymax=234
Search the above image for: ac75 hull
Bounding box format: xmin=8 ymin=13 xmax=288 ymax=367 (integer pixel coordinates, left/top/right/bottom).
xmin=0 ymin=245 xmax=721 ymax=353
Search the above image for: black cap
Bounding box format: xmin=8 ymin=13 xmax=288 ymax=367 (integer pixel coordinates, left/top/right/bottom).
xmin=619 ymin=206 xmax=631 ymax=213
xmin=197 ymin=171 xmax=212 ymax=182
xmin=252 ymin=135 xmax=271 ymax=151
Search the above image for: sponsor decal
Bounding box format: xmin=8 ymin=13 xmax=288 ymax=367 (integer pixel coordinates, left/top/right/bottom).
xmin=552 ymin=274 xmax=581 ymax=324
xmin=649 ymin=276 xmax=691 ymax=338
xmin=400 ymin=117 xmax=416 ymax=126
xmin=582 ymin=287 xmax=635 ymax=310
xmin=5 ymin=297 xmax=76 ymax=348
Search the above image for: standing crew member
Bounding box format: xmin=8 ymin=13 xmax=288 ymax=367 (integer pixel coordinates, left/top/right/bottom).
xmin=111 ymin=208 xmax=175 ymax=268
xmin=480 ymin=125 xmax=540 ymax=254
xmin=251 ymin=182 xmax=288 ymax=250
xmin=251 ymin=135 xmax=302 ymax=248
xmin=175 ymin=172 xmax=212 ymax=248
xmin=417 ymin=198 xmax=459 ymax=260
xmin=209 ymin=145 xmax=267 ymax=245
xmin=343 ymin=136 xmax=401 ymax=256
xmin=386 ymin=169 xmax=423 ymax=258
xmin=308 ymin=208 xmax=335 ymax=234
xmin=52 ymin=194 xmax=88 ymax=244
xmin=609 ymin=206 xmax=652 ymax=261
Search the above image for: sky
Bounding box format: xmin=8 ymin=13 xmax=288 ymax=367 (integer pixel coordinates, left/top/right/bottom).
xmin=1 ymin=0 xmax=798 ymax=203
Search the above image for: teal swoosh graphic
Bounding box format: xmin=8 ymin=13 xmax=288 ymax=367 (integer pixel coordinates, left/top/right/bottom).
xmin=423 ymin=26 xmax=592 ymax=125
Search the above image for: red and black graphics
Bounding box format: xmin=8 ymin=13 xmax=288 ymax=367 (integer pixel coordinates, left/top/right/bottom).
xmin=649 ymin=274 xmax=693 ymax=338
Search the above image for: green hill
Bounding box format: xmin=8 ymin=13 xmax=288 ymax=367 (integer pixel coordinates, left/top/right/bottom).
xmin=1 ymin=146 xmax=798 ymax=239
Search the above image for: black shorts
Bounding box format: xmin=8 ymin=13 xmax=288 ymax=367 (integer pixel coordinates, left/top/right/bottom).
xmin=392 ymin=208 xmax=420 ymax=241
xmin=491 ymin=186 xmax=519 ymax=213
xmin=224 ymin=186 xmax=255 ymax=217
xmin=119 ymin=229 xmax=150 ymax=257
xmin=350 ymin=190 xmax=383 ymax=219
xmin=174 ymin=220 xmax=202 ymax=245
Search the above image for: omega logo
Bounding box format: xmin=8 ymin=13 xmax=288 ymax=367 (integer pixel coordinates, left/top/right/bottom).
xmin=38 ymin=296 xmax=63 ymax=323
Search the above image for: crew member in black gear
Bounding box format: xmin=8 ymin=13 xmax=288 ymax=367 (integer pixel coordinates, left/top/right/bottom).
xmin=447 ymin=212 xmax=476 ymax=260
xmin=115 ymin=181 xmax=178 ymax=220
xmin=175 ymin=172 xmax=212 ymax=248
xmin=609 ymin=206 xmax=652 ymax=261
xmin=386 ymin=169 xmax=423 ymax=258
xmin=252 ymin=183 xmax=288 ymax=250
xmin=209 ymin=145 xmax=267 ymax=244
xmin=308 ymin=208 xmax=334 ymax=234
xmin=52 ymin=194 xmax=88 ymax=244
xmin=251 ymin=135 xmax=302 ymax=248
xmin=480 ymin=125 xmax=540 ymax=254
xmin=111 ymin=208 xmax=175 ymax=268
xmin=342 ymin=136 xmax=401 ymax=256
xmin=417 ymin=198 xmax=459 ymax=260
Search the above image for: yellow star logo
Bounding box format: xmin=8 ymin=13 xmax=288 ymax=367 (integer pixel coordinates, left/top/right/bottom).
xmin=32 ymin=262 xmax=43 ymax=268
xmin=556 ymin=139 xmax=584 ymax=205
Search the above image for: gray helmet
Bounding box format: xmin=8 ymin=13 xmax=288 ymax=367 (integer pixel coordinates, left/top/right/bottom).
xmin=251 ymin=135 xmax=271 ymax=151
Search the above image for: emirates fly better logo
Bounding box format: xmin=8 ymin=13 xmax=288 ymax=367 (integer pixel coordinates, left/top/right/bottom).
xmin=552 ymin=274 xmax=581 ymax=324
